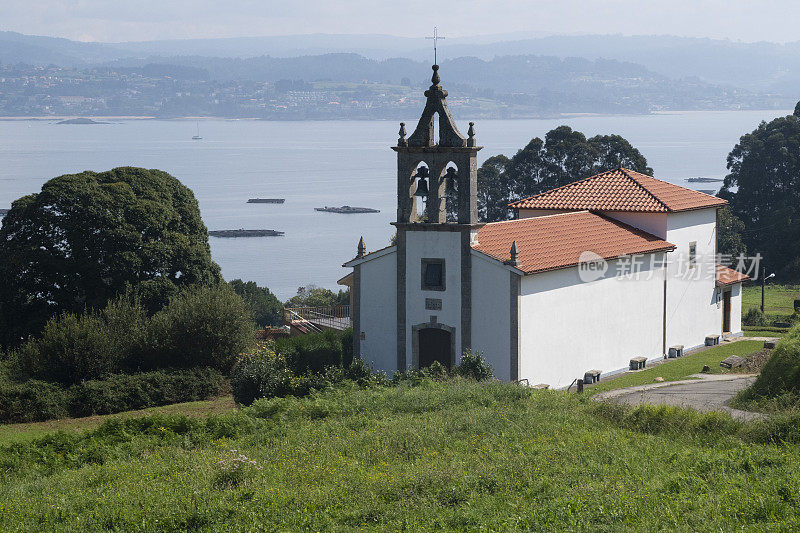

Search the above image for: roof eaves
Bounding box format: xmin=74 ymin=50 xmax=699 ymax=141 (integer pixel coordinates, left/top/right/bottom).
xmin=469 ymin=247 xmax=526 ymax=274
xmin=342 ymin=244 xmax=396 ymax=267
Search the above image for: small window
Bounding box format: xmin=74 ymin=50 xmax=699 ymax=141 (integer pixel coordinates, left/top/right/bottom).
xmin=689 ymin=242 xmax=697 ymax=267
xmin=421 ymin=258 xmax=445 ymax=291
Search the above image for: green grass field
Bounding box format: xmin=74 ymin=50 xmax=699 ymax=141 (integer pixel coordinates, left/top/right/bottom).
xmin=742 ymin=284 xmax=800 ymax=319
xmin=743 ymin=329 xmax=790 ymax=338
xmin=0 ymin=396 xmax=236 ymax=446
xmin=1 ymin=379 xmax=799 ymax=531
xmin=588 ymin=340 xmax=763 ymax=395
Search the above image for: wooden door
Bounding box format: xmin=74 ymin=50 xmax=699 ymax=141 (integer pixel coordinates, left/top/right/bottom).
xmin=722 ymin=290 xmax=731 ymax=333
xmin=418 ymin=328 xmax=451 ymax=369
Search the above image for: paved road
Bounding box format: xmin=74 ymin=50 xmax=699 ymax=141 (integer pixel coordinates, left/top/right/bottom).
xmin=595 ymin=374 xmax=763 ymax=421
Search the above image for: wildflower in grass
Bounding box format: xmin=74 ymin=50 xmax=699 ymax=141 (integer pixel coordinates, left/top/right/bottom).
xmin=212 ymin=449 xmax=262 ymax=488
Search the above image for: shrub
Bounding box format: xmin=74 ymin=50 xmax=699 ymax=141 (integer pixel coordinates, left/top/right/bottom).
xmin=102 ymin=293 xmax=149 ymax=370
xmin=212 ymin=449 xmax=262 ymax=488
xmin=0 ymin=380 xmax=70 ymax=423
xmin=230 ymin=346 xmax=316 ymax=406
xmin=0 ymin=368 xmax=226 ymax=423
xmin=453 ymin=350 xmax=494 ymax=381
xmin=743 ymin=307 xmax=767 ymax=326
xmin=275 ymin=329 xmax=343 ymax=375
xmin=147 ymin=284 xmax=254 ymax=372
xmin=69 ymin=367 xmax=226 ymax=417
xmin=12 ymin=311 xmax=117 ymax=385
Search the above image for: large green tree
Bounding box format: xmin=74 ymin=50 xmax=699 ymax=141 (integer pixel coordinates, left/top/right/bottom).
xmin=229 ymin=279 xmax=284 ymax=327
xmin=0 ymin=167 xmax=220 ymax=346
xmin=719 ymin=114 xmax=800 ymax=280
xmin=478 ymin=126 xmax=652 ymax=221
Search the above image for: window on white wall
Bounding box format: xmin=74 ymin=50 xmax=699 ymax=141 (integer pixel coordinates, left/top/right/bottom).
xmin=689 ymin=242 xmax=697 ymax=267
xmin=421 ymin=258 xmax=445 ymax=291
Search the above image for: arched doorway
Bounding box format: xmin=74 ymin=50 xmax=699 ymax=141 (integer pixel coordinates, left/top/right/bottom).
xmin=417 ymin=327 xmax=453 ymax=369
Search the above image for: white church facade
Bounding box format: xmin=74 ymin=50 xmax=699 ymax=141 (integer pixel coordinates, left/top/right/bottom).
xmin=342 ymin=65 xmax=747 ymax=388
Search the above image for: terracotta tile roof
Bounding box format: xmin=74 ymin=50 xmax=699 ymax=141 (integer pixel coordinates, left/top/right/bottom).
xmin=508 ymin=167 xmax=727 ymax=213
xmin=716 ymin=264 xmax=749 ymax=286
xmin=473 ymin=211 xmax=675 ymax=274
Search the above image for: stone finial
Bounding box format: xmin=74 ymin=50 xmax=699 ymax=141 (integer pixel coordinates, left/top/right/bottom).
xmin=431 ymin=64 xmax=440 ymax=86
xmin=398 ymin=122 xmax=408 ymax=147
xmin=507 ymin=241 xmax=520 ymax=266
xmin=467 ymin=122 xmax=476 ymax=147
xmin=357 ymin=236 xmax=366 ymax=258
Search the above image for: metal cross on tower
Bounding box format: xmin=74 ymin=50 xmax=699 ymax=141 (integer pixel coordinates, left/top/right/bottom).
xmin=426 ymin=26 xmax=445 ymax=65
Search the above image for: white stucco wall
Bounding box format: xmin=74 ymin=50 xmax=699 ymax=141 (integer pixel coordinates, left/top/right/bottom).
xmin=405 ymin=230 xmax=463 ymax=369
xmin=664 ymin=208 xmax=721 ymax=349
xmin=729 ymin=283 xmax=742 ymax=334
xmin=357 ymin=251 xmax=397 ymax=375
xmin=470 ymin=253 xmax=512 ymax=381
xmin=519 ymin=253 xmax=666 ymax=388
xmin=604 ymin=211 xmax=668 ymax=239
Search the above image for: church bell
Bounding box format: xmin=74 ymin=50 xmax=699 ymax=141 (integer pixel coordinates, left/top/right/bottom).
xmin=413 ymin=166 xmax=430 ymax=197
xmin=414 ymin=177 xmax=429 ymax=197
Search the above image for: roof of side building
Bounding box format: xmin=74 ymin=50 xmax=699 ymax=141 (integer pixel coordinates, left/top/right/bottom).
xmin=716 ymin=264 xmax=750 ymax=286
xmin=473 ymin=211 xmax=675 ymax=274
xmin=508 ymin=167 xmax=728 ymax=213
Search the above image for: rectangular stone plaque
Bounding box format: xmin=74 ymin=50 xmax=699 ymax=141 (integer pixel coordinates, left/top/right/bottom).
xmin=425 ymin=298 xmax=442 ymax=311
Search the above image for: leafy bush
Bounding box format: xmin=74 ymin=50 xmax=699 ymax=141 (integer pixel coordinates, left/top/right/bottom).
xmin=0 ymin=367 xmax=226 ymax=423
xmin=453 ymin=350 xmax=494 ymax=381
xmin=69 ymin=367 xmax=227 ymax=417
xmin=0 ymin=380 xmax=70 ymax=423
xmin=212 ymin=449 xmax=262 ymax=488
xmin=229 ymin=279 xmax=283 ymax=327
xmin=12 ymin=311 xmax=117 ymax=385
xmin=275 ymin=329 xmax=343 ymax=375
xmin=12 ymin=284 xmax=254 ymax=381
xmin=743 ymin=307 xmax=767 ymax=326
xmin=147 ymin=283 xmax=254 ymax=373
xmin=230 ymin=346 xmax=309 ymax=406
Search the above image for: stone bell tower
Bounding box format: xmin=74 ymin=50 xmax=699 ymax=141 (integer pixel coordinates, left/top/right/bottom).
xmin=391 ymin=64 xmax=483 ymax=372
xmin=393 ymin=64 xmax=481 ymax=225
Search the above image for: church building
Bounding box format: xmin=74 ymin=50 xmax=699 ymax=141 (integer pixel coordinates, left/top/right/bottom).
xmin=342 ymin=64 xmax=747 ymax=388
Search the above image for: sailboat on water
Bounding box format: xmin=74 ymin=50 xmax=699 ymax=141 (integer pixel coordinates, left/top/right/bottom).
xmin=192 ymin=121 xmax=202 ymax=140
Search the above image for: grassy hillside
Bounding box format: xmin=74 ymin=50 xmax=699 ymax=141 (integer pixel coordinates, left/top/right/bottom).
xmin=743 ymin=284 xmax=800 ymax=321
xmin=1 ymin=379 xmax=799 ymax=530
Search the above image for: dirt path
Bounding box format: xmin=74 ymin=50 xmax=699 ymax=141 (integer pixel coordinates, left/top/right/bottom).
xmin=594 ymin=374 xmax=764 ymax=421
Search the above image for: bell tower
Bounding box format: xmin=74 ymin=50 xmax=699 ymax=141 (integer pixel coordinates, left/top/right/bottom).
xmin=391 ymin=64 xmax=483 ymax=372
xmin=393 ymin=64 xmax=481 ymax=225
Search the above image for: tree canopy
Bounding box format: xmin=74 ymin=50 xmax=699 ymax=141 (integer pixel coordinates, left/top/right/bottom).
xmin=286 ymin=285 xmax=349 ymax=308
xmin=0 ymin=167 xmax=220 ymax=346
xmin=719 ymin=115 xmax=800 ymax=280
xmin=477 ymin=125 xmax=652 ymax=222
xmin=229 ymin=279 xmax=284 ymax=328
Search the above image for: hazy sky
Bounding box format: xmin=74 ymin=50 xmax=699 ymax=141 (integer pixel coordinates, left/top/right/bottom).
xmin=2 ymin=0 xmax=799 ymax=43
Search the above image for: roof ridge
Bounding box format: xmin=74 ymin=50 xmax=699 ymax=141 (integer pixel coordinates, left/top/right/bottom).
xmin=485 ymin=210 xmax=590 ymax=226
xmin=618 ymin=168 xmax=670 ymax=212
xmin=626 ymin=168 xmax=724 ymax=201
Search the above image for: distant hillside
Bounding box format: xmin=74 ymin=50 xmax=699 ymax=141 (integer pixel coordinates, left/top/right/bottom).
xmin=0 ymin=31 xmax=132 ymax=65
xmin=4 ymin=31 xmax=800 ymax=95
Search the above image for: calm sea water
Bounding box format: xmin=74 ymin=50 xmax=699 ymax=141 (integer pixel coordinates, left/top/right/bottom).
xmin=0 ymin=110 xmax=789 ymax=300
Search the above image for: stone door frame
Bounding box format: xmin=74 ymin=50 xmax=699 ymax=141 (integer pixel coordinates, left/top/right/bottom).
xmin=411 ymin=321 xmax=456 ymax=369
